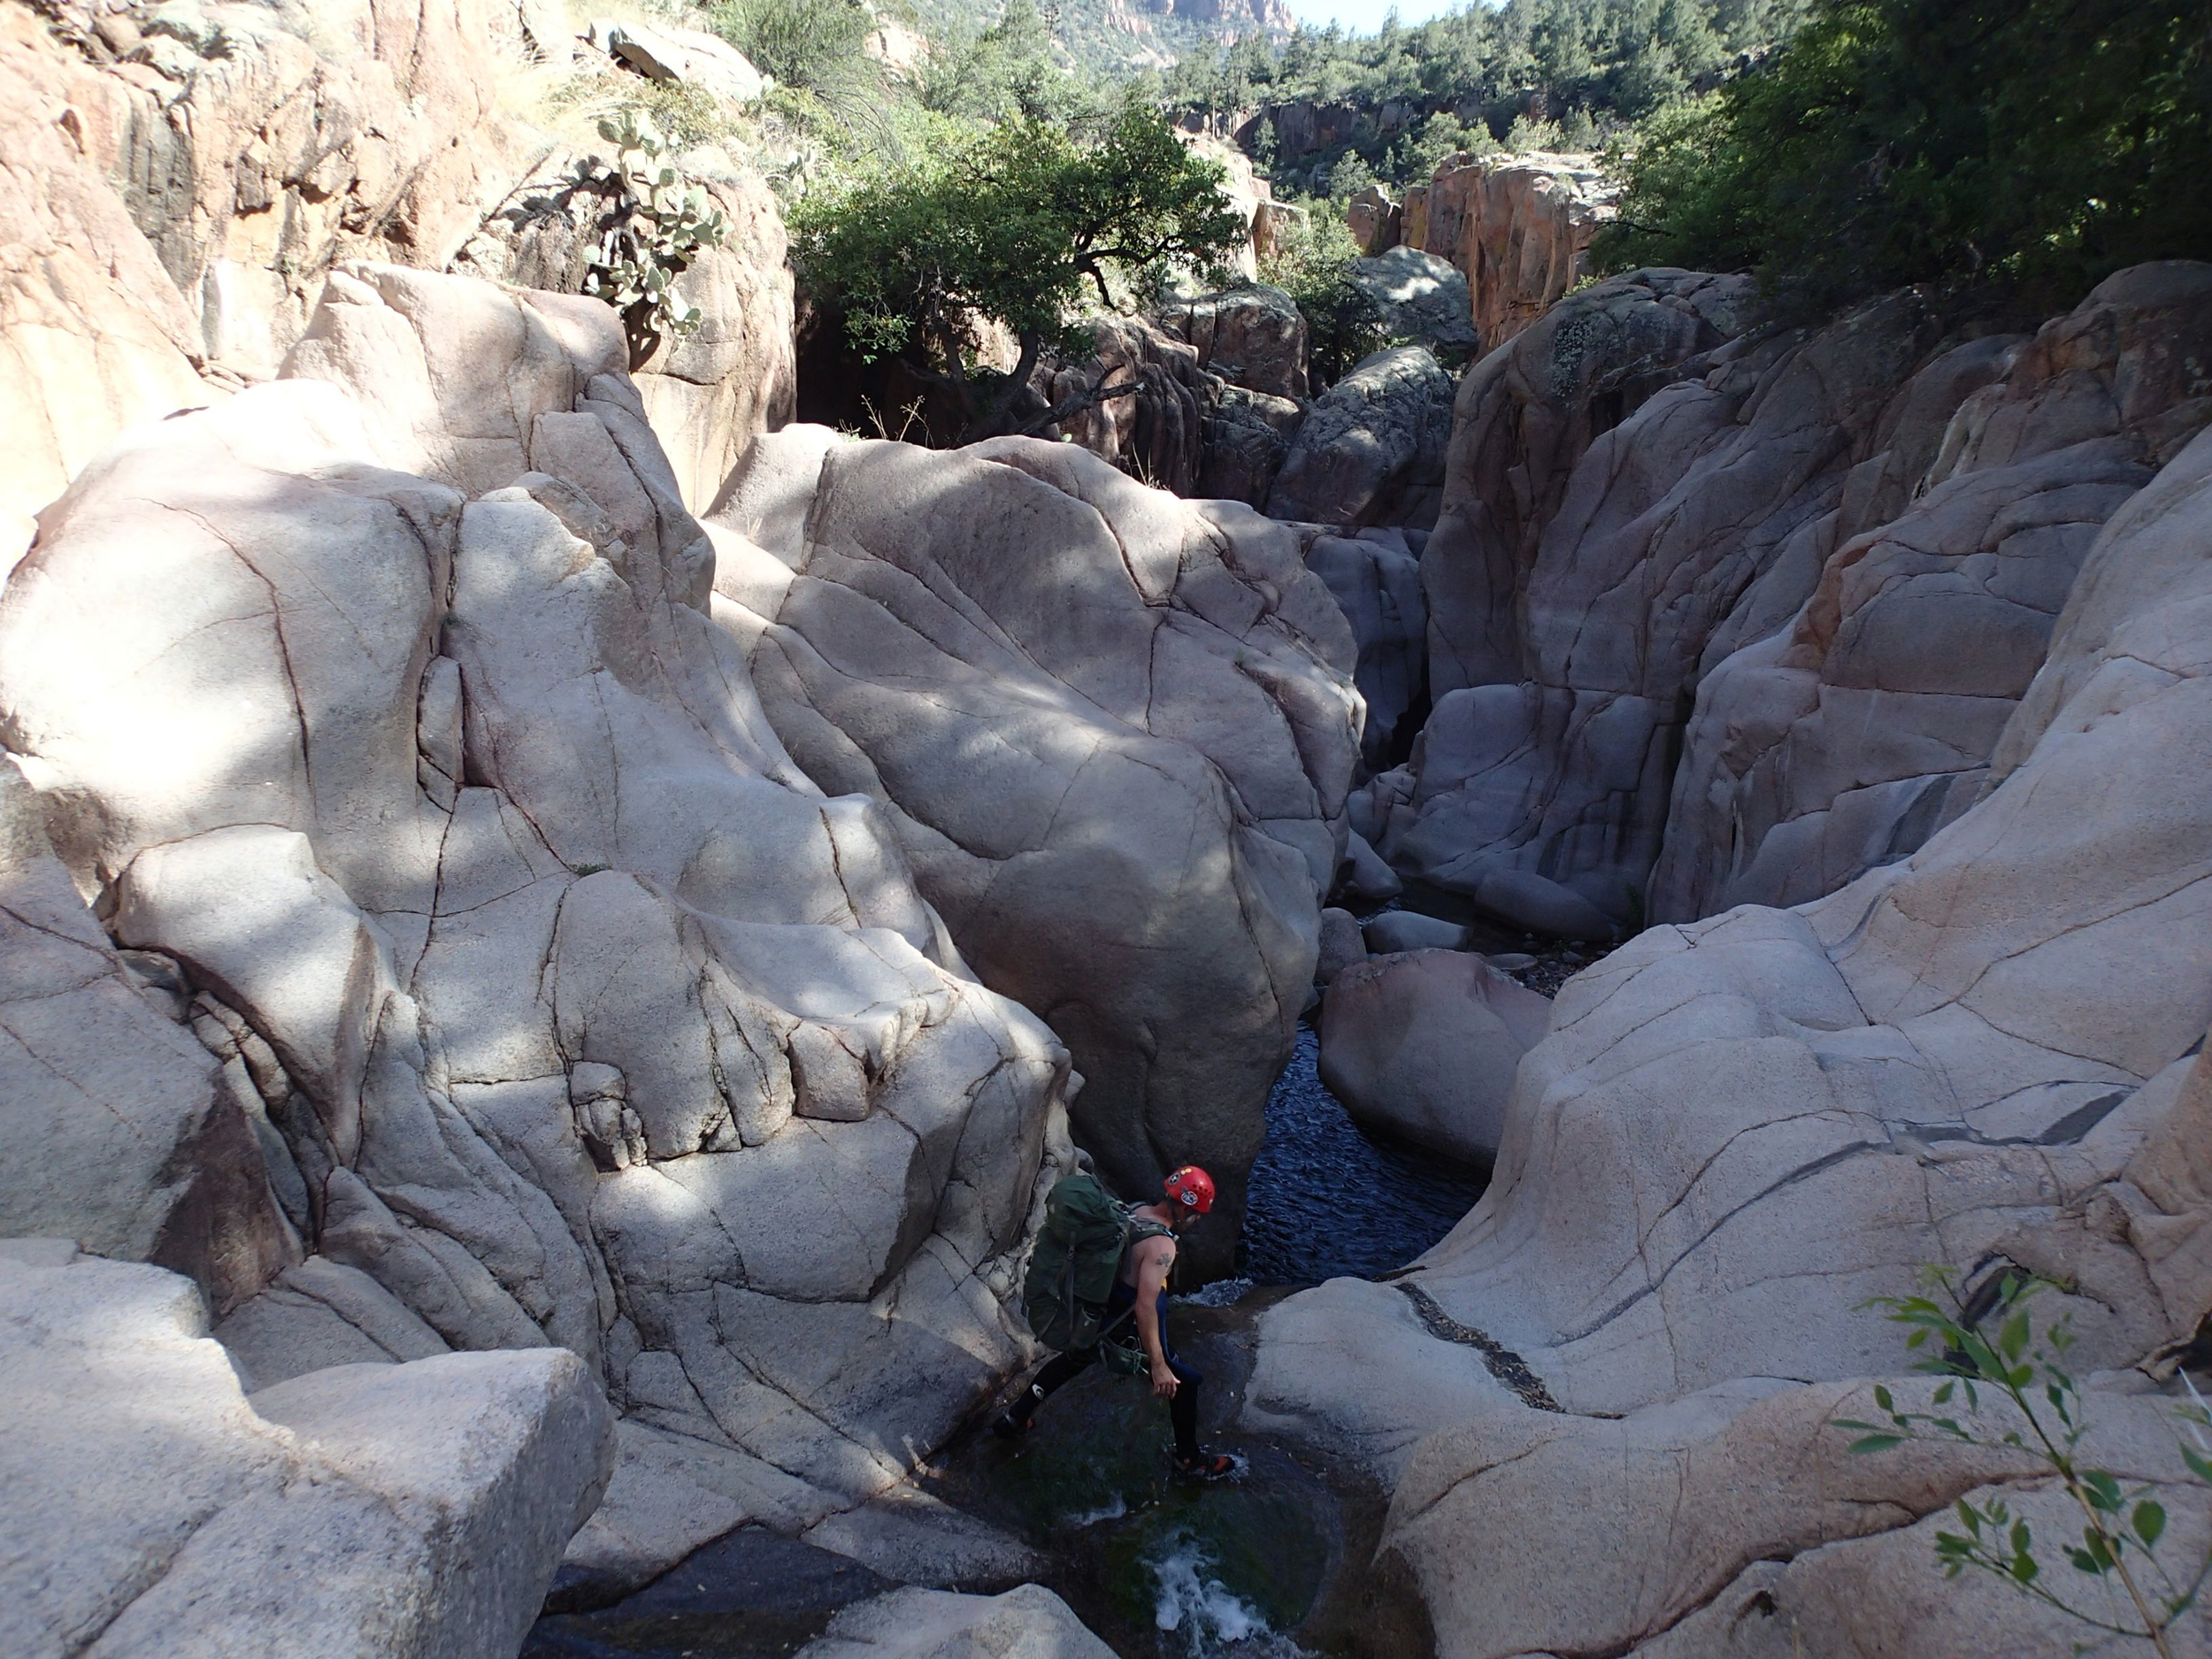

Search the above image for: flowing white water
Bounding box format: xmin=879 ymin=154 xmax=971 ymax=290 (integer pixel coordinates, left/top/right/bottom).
xmin=1063 ymin=1494 xmax=1128 ymax=1528
xmin=1147 ymin=1530 xmax=1309 ymax=1656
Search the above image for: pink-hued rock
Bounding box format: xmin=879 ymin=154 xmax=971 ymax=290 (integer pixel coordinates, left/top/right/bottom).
xmin=1 ymin=265 xmax=1073 ymax=1595
xmin=0 ymin=0 xmax=546 ymax=533
xmin=1417 ymin=153 xmax=1618 ymax=352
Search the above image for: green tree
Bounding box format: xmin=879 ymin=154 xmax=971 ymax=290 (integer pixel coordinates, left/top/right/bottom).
xmin=1596 ymin=0 xmax=2212 ymax=314
xmin=1259 ymin=202 xmax=1394 ymax=388
xmin=791 ymin=103 xmax=1247 ymax=442
xmin=713 ymin=0 xmax=874 ymax=91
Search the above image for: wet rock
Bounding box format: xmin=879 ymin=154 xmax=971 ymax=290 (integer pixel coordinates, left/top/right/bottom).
xmin=1266 ymin=346 xmax=1455 ymax=530
xmin=1317 ymin=949 xmax=1551 ymax=1164
xmin=1 ymin=1246 xmax=611 ymax=1659
xmin=801 ymin=1488 xmax=1048 ymax=1591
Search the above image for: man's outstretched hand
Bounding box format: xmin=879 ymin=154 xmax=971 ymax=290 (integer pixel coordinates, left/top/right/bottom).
xmin=1150 ymin=1359 xmax=1179 ymax=1399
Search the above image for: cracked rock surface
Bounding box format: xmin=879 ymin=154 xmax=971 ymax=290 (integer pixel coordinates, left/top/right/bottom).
xmin=1252 ymin=408 xmax=2212 ymax=1654
xmin=1655 ymin=262 xmax=2212 ymax=922
xmin=1388 ymin=262 xmax=2212 ymax=941
xmin=0 ymin=264 xmax=1074 ymax=1607
xmin=715 ymin=426 xmax=1362 ymax=1256
xmin=0 ymin=1241 xmax=613 ymax=1659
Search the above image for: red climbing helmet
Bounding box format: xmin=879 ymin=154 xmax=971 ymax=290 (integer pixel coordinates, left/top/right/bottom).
xmin=1164 ymin=1165 xmax=1216 ymax=1215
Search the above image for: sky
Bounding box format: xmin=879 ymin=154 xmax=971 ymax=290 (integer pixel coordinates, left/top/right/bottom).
xmin=1279 ymin=0 xmax=1467 ymax=34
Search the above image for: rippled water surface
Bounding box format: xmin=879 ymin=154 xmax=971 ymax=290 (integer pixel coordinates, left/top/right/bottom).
xmin=1240 ymin=1025 xmax=1488 ymax=1285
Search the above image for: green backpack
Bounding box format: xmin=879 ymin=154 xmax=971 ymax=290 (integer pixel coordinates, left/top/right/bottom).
xmin=1021 ymin=1172 xmax=1171 ymax=1375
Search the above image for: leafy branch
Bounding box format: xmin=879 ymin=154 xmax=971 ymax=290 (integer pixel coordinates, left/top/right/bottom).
xmin=1835 ymin=1266 xmax=2212 ymax=1657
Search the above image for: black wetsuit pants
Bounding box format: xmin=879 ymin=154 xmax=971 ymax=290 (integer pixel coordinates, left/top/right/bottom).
xmin=1026 ymin=1280 xmax=1202 ymax=1458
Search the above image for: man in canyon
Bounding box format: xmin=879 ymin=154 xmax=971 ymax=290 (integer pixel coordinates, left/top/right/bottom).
xmin=995 ymin=1165 xmax=1240 ymax=1480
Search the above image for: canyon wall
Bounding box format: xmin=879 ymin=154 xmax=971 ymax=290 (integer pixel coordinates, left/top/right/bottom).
xmin=1 ymin=0 xmax=796 ymax=549
xmin=1257 ymin=299 xmax=2212 ymax=1655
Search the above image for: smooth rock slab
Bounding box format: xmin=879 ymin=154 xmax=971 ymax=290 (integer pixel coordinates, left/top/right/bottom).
xmin=0 ymin=1244 xmax=612 ymax=1659
xmin=726 ymin=428 xmax=1359 ymax=1244
xmin=1318 ymin=949 xmax=1551 ymax=1164
xmin=797 ymin=1585 xmax=1118 ymax=1659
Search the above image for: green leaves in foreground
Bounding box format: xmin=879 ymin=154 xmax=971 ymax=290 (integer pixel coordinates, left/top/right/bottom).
xmin=1832 ymin=1266 xmax=2212 ymax=1657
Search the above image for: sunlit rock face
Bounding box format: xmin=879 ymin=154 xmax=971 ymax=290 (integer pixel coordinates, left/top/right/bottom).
xmin=710 ymin=426 xmax=1363 ymax=1259
xmin=0 ymin=265 xmax=1072 ymax=1590
xmin=1250 ymin=396 xmax=2212 ymax=1659
xmin=0 ymin=1242 xmax=614 ymax=1659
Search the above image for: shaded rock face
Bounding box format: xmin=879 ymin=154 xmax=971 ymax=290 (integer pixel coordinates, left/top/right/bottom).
xmin=1350 ymin=246 xmax=1479 ymax=360
xmin=1153 ymin=284 xmax=1309 ymax=401
xmin=1 ymin=1243 xmax=614 ymax=1659
xmin=1043 ymin=314 xmax=1214 ymax=497
xmin=1416 ymin=152 xmax=1618 ymax=353
xmin=1391 ymin=274 xmax=1994 ymax=935
xmin=716 ymin=427 xmax=1362 ymax=1257
xmin=1046 ymin=293 xmax=1308 ymax=508
xmin=1317 ymin=949 xmax=1551 ymax=1166
xmin=1302 ymin=527 xmax=1429 ymax=767
xmin=0 ymin=266 xmax=1070 ymax=1578
xmin=1197 ymin=383 xmax=1305 ymax=506
xmin=1266 ymin=346 xmax=1455 ymax=530
xmin=1248 ymin=411 xmax=2212 ymax=1655
xmin=1655 ymin=264 xmax=2212 ymax=921
xmin=0 ymin=766 xmax=296 ymax=1315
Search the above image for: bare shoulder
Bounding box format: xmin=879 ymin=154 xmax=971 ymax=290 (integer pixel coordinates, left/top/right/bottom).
xmin=1131 ymin=1230 xmax=1177 ymax=1271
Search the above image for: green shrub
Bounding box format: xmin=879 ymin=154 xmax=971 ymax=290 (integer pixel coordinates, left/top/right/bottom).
xmin=1839 ymin=1266 xmax=2212 ymax=1657
xmin=1595 ymin=0 xmax=2212 ymax=316
xmin=711 ymin=0 xmax=874 ymax=91
xmin=1259 ymin=203 xmax=1394 ymax=388
xmin=565 ymin=111 xmax=729 ymax=368
xmin=790 ymin=100 xmax=1246 ymax=442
